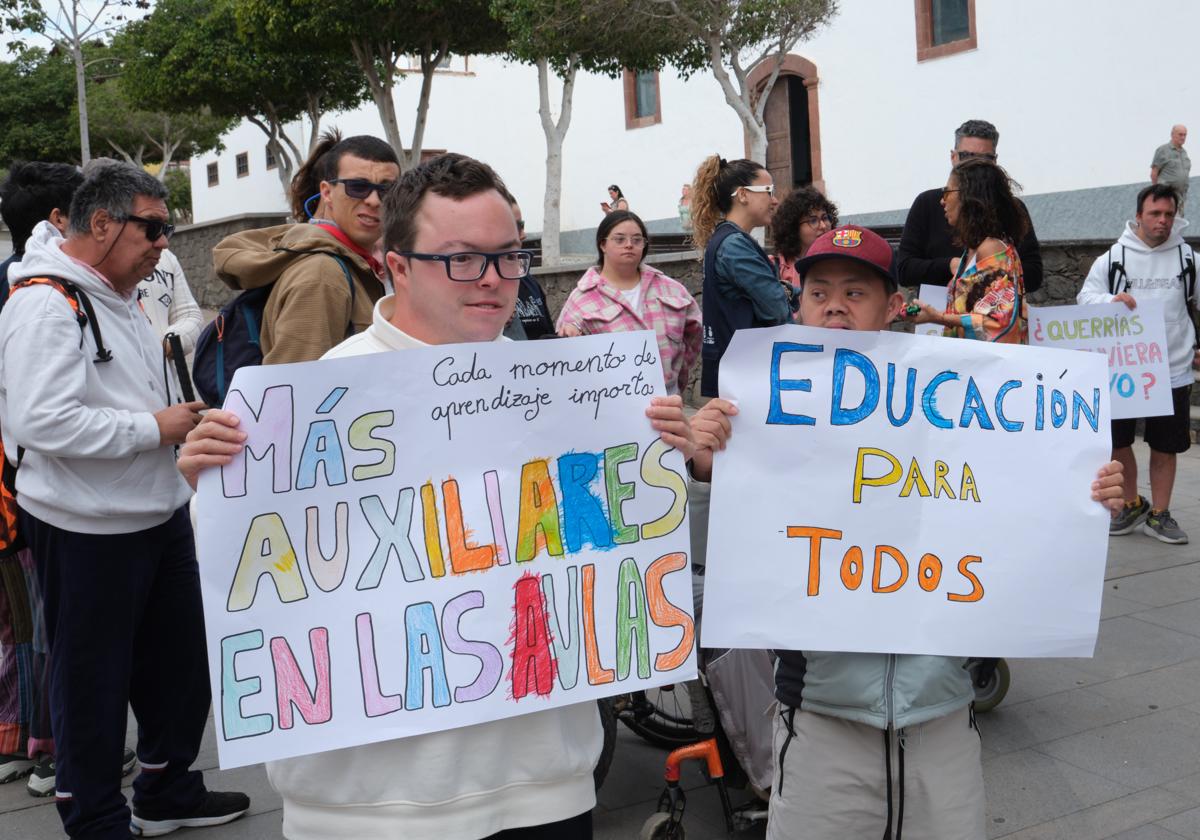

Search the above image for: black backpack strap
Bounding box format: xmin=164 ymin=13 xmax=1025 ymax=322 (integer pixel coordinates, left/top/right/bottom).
xmin=1107 ymin=245 xmax=1127 ymax=295
xmin=65 ymin=282 xmax=113 ymax=363
xmin=12 ymin=276 xmax=112 ymax=363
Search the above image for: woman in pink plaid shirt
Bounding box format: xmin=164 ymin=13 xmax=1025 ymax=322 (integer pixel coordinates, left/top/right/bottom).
xmin=557 ymin=211 xmax=702 ymax=396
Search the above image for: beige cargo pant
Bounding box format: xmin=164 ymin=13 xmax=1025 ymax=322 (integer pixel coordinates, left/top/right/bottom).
xmin=766 ymin=705 xmax=986 ymax=839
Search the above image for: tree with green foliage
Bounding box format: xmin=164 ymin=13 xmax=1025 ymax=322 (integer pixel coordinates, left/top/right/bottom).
xmin=494 ymin=0 xmax=690 ymax=264
xmin=120 ymin=0 xmax=368 ymax=196
xmin=0 ymin=46 xmax=80 ymax=164
xmin=0 ymin=0 xmax=151 ymax=165
xmin=238 ymin=0 xmax=507 ymax=169
xmin=650 ymin=0 xmax=838 ymax=164
xmin=164 ymin=166 xmax=192 ymax=224
xmin=84 ymin=76 xmax=232 ymax=178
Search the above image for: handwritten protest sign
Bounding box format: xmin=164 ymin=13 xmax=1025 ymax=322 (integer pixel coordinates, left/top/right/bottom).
xmin=702 ymin=325 xmax=1111 ymax=658
xmin=1029 ymin=301 xmax=1173 ymax=419
xmin=914 ymin=284 xmax=948 ymax=337
xmin=195 ymin=332 xmax=696 ymax=769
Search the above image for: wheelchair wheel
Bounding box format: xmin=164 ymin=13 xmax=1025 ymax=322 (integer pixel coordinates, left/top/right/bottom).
xmin=972 ymin=658 xmax=1011 ymax=712
xmin=620 ymin=686 xmax=702 ymax=749
xmin=639 ymin=812 xmax=685 ymax=839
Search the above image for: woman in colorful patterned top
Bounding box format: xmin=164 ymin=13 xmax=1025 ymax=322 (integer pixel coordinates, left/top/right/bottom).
xmin=908 ymin=157 xmax=1029 ymax=342
xmin=557 ymin=210 xmax=702 ymax=396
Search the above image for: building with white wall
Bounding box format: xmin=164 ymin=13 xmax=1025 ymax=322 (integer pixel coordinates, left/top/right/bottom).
xmin=191 ymin=0 xmax=1200 ymax=244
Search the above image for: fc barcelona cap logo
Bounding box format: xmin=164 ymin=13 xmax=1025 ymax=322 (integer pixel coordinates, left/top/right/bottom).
xmin=832 ymin=228 xmax=862 ymax=248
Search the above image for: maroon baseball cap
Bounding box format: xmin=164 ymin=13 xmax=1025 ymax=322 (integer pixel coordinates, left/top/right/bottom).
xmin=794 ymin=225 xmax=897 ymax=291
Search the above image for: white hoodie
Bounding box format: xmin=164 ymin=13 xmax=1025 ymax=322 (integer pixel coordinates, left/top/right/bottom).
xmin=1077 ymin=219 xmax=1199 ymax=387
xmin=0 ymin=221 xmax=192 ymax=534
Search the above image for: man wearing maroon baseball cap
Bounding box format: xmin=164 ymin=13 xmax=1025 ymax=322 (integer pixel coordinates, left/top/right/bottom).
xmin=793 ymin=225 xmax=904 ymax=330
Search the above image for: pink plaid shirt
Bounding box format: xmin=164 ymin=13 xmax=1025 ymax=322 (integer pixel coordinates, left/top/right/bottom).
xmin=556 ymin=266 xmax=702 ymax=395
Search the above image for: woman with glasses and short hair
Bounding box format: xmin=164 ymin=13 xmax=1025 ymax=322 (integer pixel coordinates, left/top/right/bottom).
xmin=907 ymin=158 xmax=1028 ymax=343
xmin=770 ymin=186 xmax=839 ymax=291
xmin=691 ymin=154 xmax=791 ymax=396
xmin=556 ymin=210 xmax=701 ymax=397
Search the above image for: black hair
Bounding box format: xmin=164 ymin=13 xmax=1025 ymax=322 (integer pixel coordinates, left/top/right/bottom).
xmin=1137 ymin=183 xmax=1179 ymax=215
xmin=771 ymin=186 xmax=839 ymax=262
xmin=289 ymin=132 xmax=398 ymax=220
xmin=595 ymin=210 xmax=649 ymax=270
xmin=607 ymin=184 xmax=624 ymax=199
xmin=949 ymin=158 xmax=1028 ymax=250
xmin=383 ymin=153 xmax=509 ymax=255
xmin=0 ymin=162 xmax=83 ymax=254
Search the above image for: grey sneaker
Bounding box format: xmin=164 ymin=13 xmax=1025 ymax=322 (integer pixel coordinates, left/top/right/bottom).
xmin=1110 ymin=495 xmax=1149 ymax=535
xmin=1143 ymin=509 xmax=1189 ymax=544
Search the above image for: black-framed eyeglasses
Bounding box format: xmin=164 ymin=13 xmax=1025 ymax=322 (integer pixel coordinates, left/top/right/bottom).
xmin=956 ymin=151 xmax=997 ymax=162
xmin=941 ymin=188 xmax=960 ymax=198
xmin=395 ymin=249 xmax=533 ymax=281
xmin=328 ymin=178 xmax=393 ymax=200
xmin=801 ymin=214 xmax=833 ymax=229
xmin=125 ymin=214 xmax=175 ymax=242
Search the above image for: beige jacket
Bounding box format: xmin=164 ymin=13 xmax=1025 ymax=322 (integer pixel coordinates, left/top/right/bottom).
xmin=213 ymin=223 xmax=385 ymax=364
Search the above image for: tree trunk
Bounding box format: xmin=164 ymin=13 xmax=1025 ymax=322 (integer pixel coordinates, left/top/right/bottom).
xmin=72 ymin=42 xmax=91 ymax=165
xmin=352 ymin=39 xmax=405 ymax=162
xmin=248 ymin=115 xmax=295 ymax=198
xmin=305 ymin=94 xmax=323 ymax=153
xmin=409 ymin=40 xmax=448 ymax=170
xmin=536 ymin=56 xmax=578 ymax=268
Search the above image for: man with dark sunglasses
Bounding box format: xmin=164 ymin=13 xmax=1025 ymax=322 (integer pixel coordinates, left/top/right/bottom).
xmin=897 ymin=118 xmax=1043 ymax=293
xmin=0 ymin=161 xmax=248 ymax=838
xmin=214 ymin=135 xmax=400 ymax=364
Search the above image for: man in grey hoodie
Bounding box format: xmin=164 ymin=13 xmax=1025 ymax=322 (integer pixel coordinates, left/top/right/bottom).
xmin=0 ymin=163 xmax=248 ymax=839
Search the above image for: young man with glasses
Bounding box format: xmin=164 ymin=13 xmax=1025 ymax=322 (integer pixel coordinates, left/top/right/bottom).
xmin=178 ymin=153 xmax=693 ymax=839
xmin=214 ymin=135 xmax=400 ymax=364
xmin=897 ymin=119 xmax=1043 ymax=293
xmin=0 ymin=162 xmax=248 ymax=839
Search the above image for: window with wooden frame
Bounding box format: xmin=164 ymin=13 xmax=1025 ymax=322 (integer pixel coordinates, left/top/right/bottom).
xmin=235 ymin=152 xmax=249 ymax=178
xmin=206 ymin=162 xmax=219 ymax=187
xmin=623 ymin=70 xmax=661 ymax=130
xmin=914 ymin=0 xmax=976 ymax=61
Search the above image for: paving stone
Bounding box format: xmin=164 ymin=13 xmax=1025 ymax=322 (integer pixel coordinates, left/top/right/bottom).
xmin=1086 ymin=658 xmax=1200 ymax=713
xmin=1068 ymin=617 xmax=1200 ymax=683
xmin=1000 ymin=657 xmax=1107 ymax=706
xmin=981 ymin=748 xmax=1132 ymax=835
xmin=1131 ymin=601 xmax=1200 ymax=639
xmin=1102 ymin=587 xmax=1154 ymax=619
xmin=1163 ymin=771 xmax=1200 ymax=805
xmin=991 ymin=787 xmax=1194 ymax=839
xmin=1157 ymin=806 xmax=1200 ymax=838
xmin=977 ymin=686 xmax=1157 ymax=755
xmin=1108 ymin=826 xmax=1190 ymax=840
xmin=1106 ymin=565 xmax=1200 ymax=609
xmin=1038 ymin=708 xmax=1200 ymax=789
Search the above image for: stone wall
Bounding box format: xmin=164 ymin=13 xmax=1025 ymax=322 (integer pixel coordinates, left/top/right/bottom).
xmin=170 ymin=212 xmax=289 ymax=310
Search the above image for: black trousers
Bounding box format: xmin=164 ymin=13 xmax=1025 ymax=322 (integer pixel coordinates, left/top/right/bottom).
xmin=19 ymin=506 xmax=210 ymax=840
xmin=485 ymin=810 xmax=593 ymax=839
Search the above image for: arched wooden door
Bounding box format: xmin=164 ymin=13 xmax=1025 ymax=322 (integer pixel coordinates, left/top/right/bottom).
xmin=749 ymin=56 xmax=824 ymax=199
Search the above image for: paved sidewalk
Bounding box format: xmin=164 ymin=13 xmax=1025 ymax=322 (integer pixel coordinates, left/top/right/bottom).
xmin=3 ymin=442 xmax=1199 ymax=838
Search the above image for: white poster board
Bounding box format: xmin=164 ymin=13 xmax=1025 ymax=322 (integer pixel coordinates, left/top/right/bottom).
xmin=196 ymin=332 xmax=696 ymax=769
xmin=914 ymin=283 xmax=949 ymax=337
xmin=1028 ymin=301 xmax=1173 ymax=419
xmin=702 ymin=325 xmax=1111 ymax=658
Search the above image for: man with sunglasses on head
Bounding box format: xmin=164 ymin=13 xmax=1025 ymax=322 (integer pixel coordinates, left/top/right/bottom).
xmin=897 ymin=119 xmax=1043 ymax=293
xmin=179 ymin=153 xmax=693 ymax=840
xmin=214 ymin=135 xmax=400 ymax=364
xmin=0 ymin=162 xmax=249 ymax=839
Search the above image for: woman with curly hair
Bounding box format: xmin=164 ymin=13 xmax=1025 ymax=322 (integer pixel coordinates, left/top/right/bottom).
xmin=770 ymin=186 xmax=838 ymax=288
xmin=908 ymin=158 xmax=1028 ymax=342
xmin=691 ymin=154 xmax=790 ymax=396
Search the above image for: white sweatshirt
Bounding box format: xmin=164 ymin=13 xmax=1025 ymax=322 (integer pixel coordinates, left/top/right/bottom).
xmin=136 ymin=249 xmax=203 ymax=402
xmin=0 ymin=222 xmax=191 ymax=533
xmin=1077 ymin=219 xmax=1200 ymax=387
xmin=266 ymin=295 xmax=601 ymax=840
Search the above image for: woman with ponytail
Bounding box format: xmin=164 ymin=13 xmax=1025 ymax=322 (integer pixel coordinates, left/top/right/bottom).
xmin=692 ymin=154 xmax=791 ymax=396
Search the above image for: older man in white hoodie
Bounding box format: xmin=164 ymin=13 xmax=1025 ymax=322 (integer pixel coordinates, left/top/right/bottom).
xmin=1078 ymin=183 xmax=1200 ymax=545
xmin=0 ymin=162 xmax=249 ymax=839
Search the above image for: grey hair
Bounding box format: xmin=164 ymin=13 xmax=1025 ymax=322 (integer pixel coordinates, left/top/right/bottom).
xmin=954 ymin=119 xmax=999 ymax=148
xmin=68 ymin=161 xmax=168 ymax=235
